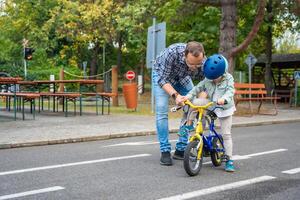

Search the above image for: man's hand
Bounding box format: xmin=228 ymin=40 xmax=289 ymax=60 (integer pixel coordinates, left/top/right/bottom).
xmin=176 ymin=94 xmax=188 ymax=106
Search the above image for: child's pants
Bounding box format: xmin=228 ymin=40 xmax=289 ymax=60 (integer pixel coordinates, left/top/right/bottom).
xmin=219 ymin=115 xmax=233 ymax=159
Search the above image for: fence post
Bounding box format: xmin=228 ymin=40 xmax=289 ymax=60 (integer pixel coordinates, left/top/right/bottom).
xmin=59 ymin=68 xmax=64 ymax=92
xmin=112 ymin=65 xmax=118 ymax=106
xmin=59 ymin=68 xmax=64 ymax=105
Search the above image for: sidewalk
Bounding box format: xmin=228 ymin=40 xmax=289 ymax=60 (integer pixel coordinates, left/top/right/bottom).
xmin=1 ymin=106 xmax=300 ymax=149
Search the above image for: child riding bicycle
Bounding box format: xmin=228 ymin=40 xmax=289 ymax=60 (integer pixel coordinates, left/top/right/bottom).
xmin=178 ymin=54 xmax=236 ymax=172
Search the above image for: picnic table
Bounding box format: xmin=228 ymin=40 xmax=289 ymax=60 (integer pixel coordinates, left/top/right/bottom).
xmin=0 ymin=77 xmax=40 ymax=120
xmin=18 ymin=79 xmax=116 ymax=116
xmin=1 ymin=77 xmax=117 ymax=119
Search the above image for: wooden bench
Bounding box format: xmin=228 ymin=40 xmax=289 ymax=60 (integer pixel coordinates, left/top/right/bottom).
xmin=82 ymin=92 xmax=117 ymax=115
xmin=39 ymin=92 xmax=81 ymax=116
xmin=0 ymin=92 xmax=40 ymax=120
xmin=234 ymin=83 xmax=280 ymax=115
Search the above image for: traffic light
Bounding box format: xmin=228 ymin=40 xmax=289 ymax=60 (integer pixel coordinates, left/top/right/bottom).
xmin=24 ymin=47 xmax=35 ymax=60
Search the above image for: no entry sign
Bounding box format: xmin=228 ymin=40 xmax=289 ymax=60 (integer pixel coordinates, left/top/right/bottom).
xmin=126 ymin=70 xmax=135 ymax=81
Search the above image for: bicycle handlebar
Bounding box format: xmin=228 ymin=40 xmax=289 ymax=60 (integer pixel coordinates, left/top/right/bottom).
xmin=170 ymin=99 xmax=228 ymax=113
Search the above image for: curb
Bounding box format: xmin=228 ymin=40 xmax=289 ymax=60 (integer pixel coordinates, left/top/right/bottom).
xmin=1 ymin=119 xmax=300 ymax=150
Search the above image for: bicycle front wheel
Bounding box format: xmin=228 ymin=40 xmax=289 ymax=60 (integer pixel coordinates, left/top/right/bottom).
xmin=183 ymin=140 xmax=203 ymax=176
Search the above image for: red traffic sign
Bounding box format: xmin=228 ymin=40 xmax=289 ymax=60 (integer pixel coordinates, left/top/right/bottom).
xmin=126 ymin=70 xmax=135 ymax=81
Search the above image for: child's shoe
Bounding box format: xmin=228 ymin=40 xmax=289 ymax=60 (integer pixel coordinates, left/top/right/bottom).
xmin=225 ymin=160 xmax=235 ymax=172
xmin=178 ymin=125 xmax=194 ymax=137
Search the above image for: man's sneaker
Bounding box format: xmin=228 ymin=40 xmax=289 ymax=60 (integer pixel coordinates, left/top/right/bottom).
xmin=172 ymin=149 xmax=184 ymax=160
xmin=178 ymin=125 xmax=194 ymax=137
xmin=225 ymin=160 xmax=235 ymax=172
xmin=160 ymin=152 xmax=173 ymax=166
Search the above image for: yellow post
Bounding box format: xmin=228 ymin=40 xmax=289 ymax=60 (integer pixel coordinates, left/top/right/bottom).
xmin=112 ymin=65 xmax=118 ymax=106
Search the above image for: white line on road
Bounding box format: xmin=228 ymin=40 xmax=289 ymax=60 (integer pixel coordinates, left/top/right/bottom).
xmin=104 ymin=140 xmax=177 ymax=147
xmin=157 ymin=176 xmax=276 ymax=200
xmin=282 ymin=167 xmax=300 ymax=174
xmin=203 ymin=148 xmax=288 ymax=165
xmin=245 ymin=149 xmax=287 ymax=157
xmin=0 ymin=186 xmax=64 ymax=200
xmin=0 ymin=154 xmax=151 ymax=176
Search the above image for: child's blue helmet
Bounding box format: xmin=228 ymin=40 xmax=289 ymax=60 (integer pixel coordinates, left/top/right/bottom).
xmin=203 ymin=54 xmax=228 ymax=80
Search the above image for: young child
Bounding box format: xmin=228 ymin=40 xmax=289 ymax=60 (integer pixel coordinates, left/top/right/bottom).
xmin=179 ymin=54 xmax=236 ymax=172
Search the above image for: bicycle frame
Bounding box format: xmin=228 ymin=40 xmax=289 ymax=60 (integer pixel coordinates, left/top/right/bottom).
xmin=183 ymin=100 xmax=226 ymax=159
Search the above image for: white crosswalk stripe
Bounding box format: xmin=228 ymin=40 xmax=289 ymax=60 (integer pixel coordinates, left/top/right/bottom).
xmin=0 ymin=154 xmax=151 ymax=176
xmin=157 ymin=176 xmax=276 ymax=200
xmin=282 ymin=167 xmax=300 ymax=174
xmin=0 ymin=186 xmax=64 ymax=200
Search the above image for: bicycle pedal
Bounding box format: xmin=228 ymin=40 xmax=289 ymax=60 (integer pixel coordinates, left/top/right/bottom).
xmin=203 ymin=151 xmax=210 ymax=157
xmin=221 ymin=155 xmax=229 ymax=162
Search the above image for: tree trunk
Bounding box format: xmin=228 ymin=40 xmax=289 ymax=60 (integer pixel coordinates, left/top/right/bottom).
xmin=219 ymin=0 xmax=237 ymax=74
xmin=188 ymin=0 xmax=266 ymax=74
xmin=265 ymin=0 xmax=274 ymax=94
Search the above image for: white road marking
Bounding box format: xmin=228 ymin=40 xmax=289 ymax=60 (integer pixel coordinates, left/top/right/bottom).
xmin=245 ymin=149 xmax=287 ymax=157
xmin=104 ymin=140 xmax=177 ymax=147
xmin=0 ymin=154 xmax=151 ymax=176
xmin=232 ymin=155 xmax=251 ymax=160
xmin=157 ymin=176 xmax=276 ymax=200
xmin=0 ymin=186 xmax=64 ymax=200
xmin=203 ymin=149 xmax=287 ymax=165
xmin=282 ymin=167 xmax=300 ymax=174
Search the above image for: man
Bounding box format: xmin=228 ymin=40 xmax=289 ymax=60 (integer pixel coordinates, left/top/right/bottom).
xmin=153 ymin=41 xmax=205 ymax=166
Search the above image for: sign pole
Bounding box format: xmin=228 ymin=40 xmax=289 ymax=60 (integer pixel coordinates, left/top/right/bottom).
xmin=22 ymin=38 xmax=29 ymax=80
xmin=294 ymin=71 xmax=300 ymax=107
xmin=146 ymin=20 xmax=166 ymax=113
xmin=24 ymin=55 xmax=27 ymax=80
xmin=151 ymin=17 xmax=156 ymax=113
xmin=103 ymin=43 xmax=105 ymax=76
xmin=244 ymin=53 xmax=257 ymax=113
xmin=295 ymin=79 xmax=297 ymax=107
xmin=83 ymin=61 xmax=87 ymax=79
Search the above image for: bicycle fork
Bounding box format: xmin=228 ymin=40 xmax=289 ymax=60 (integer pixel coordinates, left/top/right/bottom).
xmin=197 ymin=137 xmax=203 ymax=160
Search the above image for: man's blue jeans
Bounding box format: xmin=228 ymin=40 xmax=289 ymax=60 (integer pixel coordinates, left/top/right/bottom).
xmin=153 ymin=71 xmax=194 ymax=152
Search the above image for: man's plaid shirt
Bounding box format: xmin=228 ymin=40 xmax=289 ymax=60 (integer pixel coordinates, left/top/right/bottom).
xmin=153 ymin=43 xmax=204 ymax=88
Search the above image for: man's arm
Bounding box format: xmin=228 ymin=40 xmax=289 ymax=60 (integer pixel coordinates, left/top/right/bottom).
xmin=161 ymin=83 xmax=187 ymax=105
xmin=162 ymin=83 xmax=177 ymax=97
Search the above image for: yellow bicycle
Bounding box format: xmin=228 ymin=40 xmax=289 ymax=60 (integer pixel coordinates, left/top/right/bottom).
xmin=180 ymin=100 xmax=227 ymax=176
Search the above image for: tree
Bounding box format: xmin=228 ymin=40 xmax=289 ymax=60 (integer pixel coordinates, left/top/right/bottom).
xmin=0 ymin=0 xmax=61 ymax=79
xmin=156 ymin=0 xmax=221 ymax=53
xmin=186 ymin=0 xmax=267 ymax=73
xmin=43 ymin=0 xmax=124 ymax=77
xmin=262 ymin=0 xmax=300 ymax=93
xmin=275 ymin=32 xmax=300 ymax=53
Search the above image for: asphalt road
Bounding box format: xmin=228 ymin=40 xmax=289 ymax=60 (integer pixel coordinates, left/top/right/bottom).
xmin=0 ymin=122 xmax=299 ymax=200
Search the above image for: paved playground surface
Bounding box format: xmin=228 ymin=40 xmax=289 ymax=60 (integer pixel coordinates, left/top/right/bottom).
xmin=1 ymin=103 xmax=300 ymax=149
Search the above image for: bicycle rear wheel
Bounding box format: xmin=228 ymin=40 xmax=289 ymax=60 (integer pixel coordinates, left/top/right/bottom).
xmin=183 ymin=140 xmax=203 ymax=176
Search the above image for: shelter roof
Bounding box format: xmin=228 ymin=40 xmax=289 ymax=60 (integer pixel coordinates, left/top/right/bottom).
xmin=255 ymin=53 xmax=300 ymax=68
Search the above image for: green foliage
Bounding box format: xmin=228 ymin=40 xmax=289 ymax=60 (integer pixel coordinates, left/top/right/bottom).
xmin=275 ymin=31 xmax=300 ymax=53
xmin=0 ymin=0 xmax=299 ymax=80
xmin=156 ymin=1 xmax=221 ymax=55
